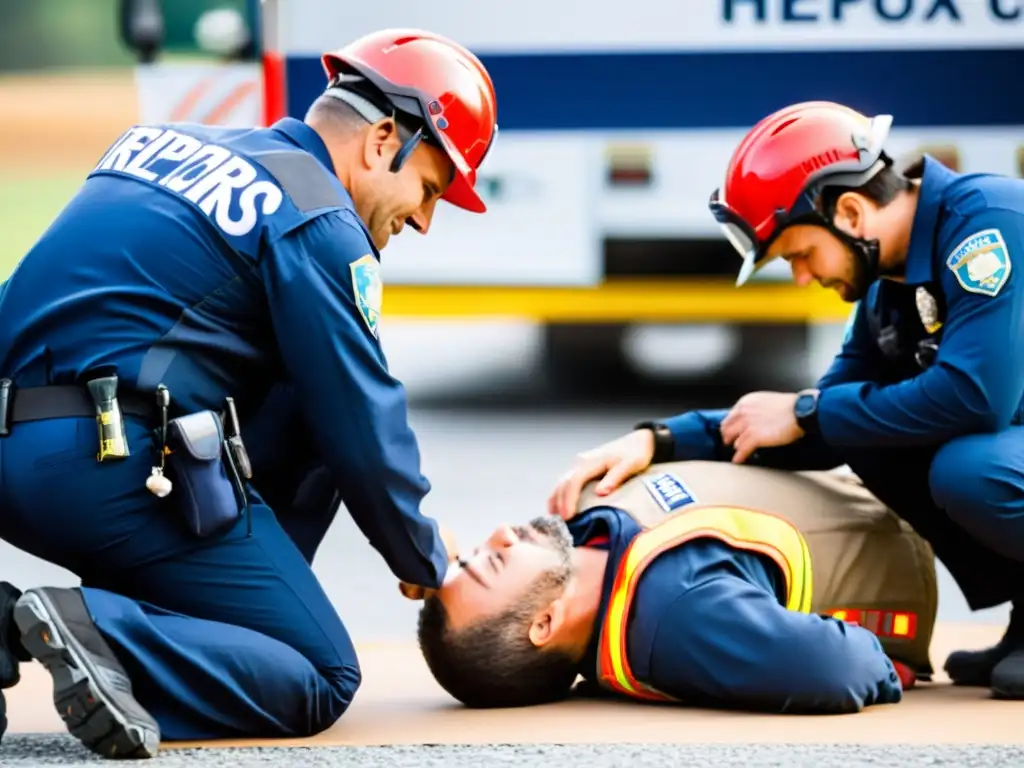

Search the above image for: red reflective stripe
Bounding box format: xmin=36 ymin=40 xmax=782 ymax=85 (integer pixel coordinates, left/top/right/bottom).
xmin=826 ymin=609 xmax=917 ymax=639
xmin=827 ymin=608 xmax=863 ymax=626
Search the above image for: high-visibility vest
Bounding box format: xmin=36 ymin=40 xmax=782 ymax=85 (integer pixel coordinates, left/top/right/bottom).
xmin=579 ymin=460 xmax=938 ymax=683
xmin=596 ymin=503 xmax=813 ymax=702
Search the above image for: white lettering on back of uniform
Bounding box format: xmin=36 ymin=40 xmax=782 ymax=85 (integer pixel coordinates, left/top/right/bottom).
xmin=93 ymin=126 xmax=284 ymax=237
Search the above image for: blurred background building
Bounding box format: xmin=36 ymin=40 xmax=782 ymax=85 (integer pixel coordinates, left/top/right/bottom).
xmin=3 ymin=1 xmax=1022 ymax=406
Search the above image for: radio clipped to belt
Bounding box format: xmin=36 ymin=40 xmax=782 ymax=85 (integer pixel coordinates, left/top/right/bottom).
xmin=148 ymin=386 xmax=254 ymax=539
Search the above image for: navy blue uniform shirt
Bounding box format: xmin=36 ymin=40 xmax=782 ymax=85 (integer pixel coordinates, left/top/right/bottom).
xmin=814 ymin=156 xmax=1024 ymax=446
xmin=663 ymin=156 xmax=1024 ymax=463
xmin=568 ymin=507 xmax=902 ymax=713
xmin=0 ymin=117 xmax=448 ymax=588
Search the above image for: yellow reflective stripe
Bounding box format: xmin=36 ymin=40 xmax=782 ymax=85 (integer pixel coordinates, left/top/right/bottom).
xmin=603 ymin=588 xmax=638 ymax=696
xmin=656 ymin=505 xmax=813 ymax=612
xmin=602 ymin=536 xmax=675 ymax=700
xmin=789 ymin=528 xmax=814 ymax=614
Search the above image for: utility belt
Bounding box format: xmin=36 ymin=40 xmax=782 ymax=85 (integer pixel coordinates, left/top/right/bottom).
xmin=0 ymin=375 xmax=253 ymax=540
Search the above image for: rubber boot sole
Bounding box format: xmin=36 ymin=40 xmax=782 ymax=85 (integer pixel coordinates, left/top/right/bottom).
xmin=991 ymin=683 xmax=1024 ymax=699
xmin=14 ymin=591 xmax=160 ymax=759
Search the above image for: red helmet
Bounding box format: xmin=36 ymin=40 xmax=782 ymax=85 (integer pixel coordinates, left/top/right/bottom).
xmin=709 ymin=101 xmax=893 ymax=285
xmin=322 ymin=29 xmax=498 ymax=214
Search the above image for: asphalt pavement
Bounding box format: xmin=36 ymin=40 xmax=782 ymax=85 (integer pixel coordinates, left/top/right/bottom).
xmin=3 ymin=738 xmax=1024 ymax=768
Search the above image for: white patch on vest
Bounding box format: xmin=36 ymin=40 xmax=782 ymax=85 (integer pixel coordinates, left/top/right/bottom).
xmin=94 ymin=126 xmax=284 ymax=237
xmin=642 ymin=472 xmax=697 ymax=513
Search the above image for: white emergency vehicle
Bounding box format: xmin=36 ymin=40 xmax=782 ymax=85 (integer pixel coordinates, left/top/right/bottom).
xmin=119 ymin=0 xmax=1024 ymax=385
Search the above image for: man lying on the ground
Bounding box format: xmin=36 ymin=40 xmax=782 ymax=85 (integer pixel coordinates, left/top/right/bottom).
xmin=411 ymin=461 xmax=937 ymax=714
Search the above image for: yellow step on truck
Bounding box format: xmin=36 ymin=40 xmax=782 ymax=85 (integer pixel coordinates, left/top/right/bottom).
xmin=119 ymin=0 xmax=1024 ymax=388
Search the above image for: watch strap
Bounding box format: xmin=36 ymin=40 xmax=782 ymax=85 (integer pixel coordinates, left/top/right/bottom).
xmin=794 ymin=389 xmax=821 ymax=436
xmin=634 ymin=421 xmax=675 ymax=464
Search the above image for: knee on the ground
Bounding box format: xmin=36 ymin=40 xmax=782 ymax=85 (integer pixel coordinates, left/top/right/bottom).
xmin=308 ymin=661 xmax=362 ymax=736
xmin=292 ymin=663 xmax=360 ymax=741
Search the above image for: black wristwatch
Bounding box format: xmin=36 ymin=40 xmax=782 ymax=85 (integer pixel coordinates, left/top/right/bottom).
xmin=793 ymin=388 xmax=821 ymax=436
xmin=634 ymin=421 xmax=675 ymax=464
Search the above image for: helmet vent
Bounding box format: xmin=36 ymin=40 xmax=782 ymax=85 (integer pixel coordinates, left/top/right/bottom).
xmin=770 ymin=118 xmax=800 ymax=136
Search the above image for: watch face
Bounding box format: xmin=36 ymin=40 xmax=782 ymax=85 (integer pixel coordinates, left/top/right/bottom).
xmin=795 ymin=394 xmax=816 ymax=418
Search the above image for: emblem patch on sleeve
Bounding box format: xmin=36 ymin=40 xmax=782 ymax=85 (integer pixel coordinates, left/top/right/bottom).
xmin=350 ymin=254 xmax=383 ymax=338
xmin=945 ymin=228 xmax=1011 ymax=298
xmin=642 ymin=472 xmax=698 ymax=513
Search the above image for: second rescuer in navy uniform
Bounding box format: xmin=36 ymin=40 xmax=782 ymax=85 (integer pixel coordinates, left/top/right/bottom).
xmin=550 ymin=102 xmax=1024 ymax=702
xmin=0 ymin=29 xmax=497 ymax=757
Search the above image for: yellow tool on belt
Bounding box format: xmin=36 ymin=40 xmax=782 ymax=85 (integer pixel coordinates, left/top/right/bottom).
xmin=87 ymin=376 xmax=131 ymax=461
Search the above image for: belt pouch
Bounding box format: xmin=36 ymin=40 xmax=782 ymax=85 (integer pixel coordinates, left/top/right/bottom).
xmin=165 ymin=411 xmax=242 ymax=538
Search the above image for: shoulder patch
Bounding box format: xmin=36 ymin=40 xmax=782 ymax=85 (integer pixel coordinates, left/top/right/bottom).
xmin=350 ymin=254 xmax=383 ymax=338
xmin=945 ymin=228 xmax=1011 ymax=298
xmin=642 ymin=472 xmax=698 ymax=513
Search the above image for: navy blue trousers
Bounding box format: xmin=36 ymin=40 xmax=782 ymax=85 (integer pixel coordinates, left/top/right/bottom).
xmin=0 ymin=384 xmax=357 ymax=740
xmin=841 ymin=427 xmax=1024 ymax=611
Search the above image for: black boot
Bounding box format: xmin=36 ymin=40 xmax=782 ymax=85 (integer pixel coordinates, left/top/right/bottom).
xmin=0 ymin=581 xmax=31 ymax=745
xmin=944 ymin=603 xmax=1024 ymax=687
xmin=13 ymin=587 xmax=161 ymax=758
xmin=991 ymin=646 xmax=1024 ymax=699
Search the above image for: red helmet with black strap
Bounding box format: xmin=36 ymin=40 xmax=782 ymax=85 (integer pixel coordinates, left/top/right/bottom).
xmin=322 ymin=28 xmax=498 ymax=213
xmin=709 ymin=101 xmax=894 ymax=287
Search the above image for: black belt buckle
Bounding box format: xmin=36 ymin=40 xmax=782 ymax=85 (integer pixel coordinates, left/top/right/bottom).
xmin=0 ymin=379 xmax=11 ymax=436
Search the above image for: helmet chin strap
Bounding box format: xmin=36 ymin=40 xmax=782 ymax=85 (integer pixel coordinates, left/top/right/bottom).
xmin=826 ymin=222 xmax=882 ymax=301
xmin=772 ymin=209 xmax=883 ymax=302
